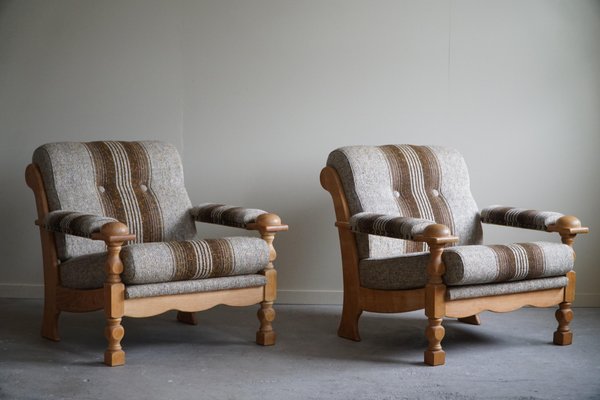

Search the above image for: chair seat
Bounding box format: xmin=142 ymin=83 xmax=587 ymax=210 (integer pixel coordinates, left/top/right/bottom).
xmin=359 ymin=241 xmax=574 ymax=291
xmin=60 ymin=237 xmax=270 ymax=289
xmin=125 ymin=275 xmax=267 ymax=299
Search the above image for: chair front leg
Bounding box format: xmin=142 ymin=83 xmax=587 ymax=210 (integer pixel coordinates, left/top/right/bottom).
xmin=253 ymin=214 xmax=285 ymax=346
xmin=423 ymin=225 xmax=451 ymax=366
xmin=553 ymin=301 xmax=573 ymax=345
xmin=97 ymin=222 xmax=132 ymax=366
xmin=554 ymin=270 xmax=576 ymax=345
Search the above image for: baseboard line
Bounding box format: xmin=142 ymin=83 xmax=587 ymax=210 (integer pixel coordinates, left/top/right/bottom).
xmin=1 ymin=283 xmax=598 ymax=307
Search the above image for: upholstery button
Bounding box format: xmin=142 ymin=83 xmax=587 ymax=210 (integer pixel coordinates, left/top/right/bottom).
xmin=393 ymin=190 xmax=400 ymax=198
xmin=98 ymin=186 xmax=105 ymax=193
xmin=432 ymin=189 xmax=439 ymax=197
xmin=140 ymin=184 xmax=148 ymax=192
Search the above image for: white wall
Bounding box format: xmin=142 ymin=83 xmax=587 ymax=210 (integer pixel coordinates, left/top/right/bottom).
xmin=1 ymin=0 xmax=599 ymax=305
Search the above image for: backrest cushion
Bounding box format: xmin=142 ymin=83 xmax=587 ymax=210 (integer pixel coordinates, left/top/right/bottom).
xmin=33 ymin=141 xmax=196 ymax=260
xmin=327 ymin=145 xmax=483 ymax=259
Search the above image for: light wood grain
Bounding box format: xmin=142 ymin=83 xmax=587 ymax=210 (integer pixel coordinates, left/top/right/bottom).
xmin=27 ymin=160 xmax=287 ymax=366
xmin=320 ymin=163 xmax=584 ymax=367
xmin=445 ymin=288 xmax=565 ymax=317
xmin=124 ymin=286 xmax=264 ymax=317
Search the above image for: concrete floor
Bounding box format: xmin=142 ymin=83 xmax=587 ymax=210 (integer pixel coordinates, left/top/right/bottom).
xmin=0 ymin=299 xmax=599 ymax=400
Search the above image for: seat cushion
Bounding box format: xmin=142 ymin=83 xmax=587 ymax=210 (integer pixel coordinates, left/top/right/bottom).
xmin=125 ymin=275 xmax=267 ymax=299
xmin=59 ymin=237 xmax=269 ymax=289
xmin=358 ymin=241 xmax=573 ymax=291
xmin=442 ymin=241 xmax=574 ymax=286
xmin=445 ymin=276 xmax=568 ymax=301
xmin=359 ymin=252 xmax=430 ymax=290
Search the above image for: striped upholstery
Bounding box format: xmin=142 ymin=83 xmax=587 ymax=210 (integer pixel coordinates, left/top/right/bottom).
xmin=327 ymin=145 xmax=575 ymax=299
xmin=350 ymin=212 xmax=435 ymax=241
xmin=327 ymin=145 xmax=482 ymax=258
xmin=59 ymin=237 xmax=269 ymax=288
xmin=358 ymin=242 xmax=572 ymax=293
xmin=191 ymin=203 xmax=267 ymax=228
xmin=442 ymin=242 xmax=574 ymax=286
xmin=481 ymin=206 xmax=563 ymax=231
xmin=33 ymin=141 xmax=196 ymax=260
xmin=43 ymin=211 xmax=117 ymax=238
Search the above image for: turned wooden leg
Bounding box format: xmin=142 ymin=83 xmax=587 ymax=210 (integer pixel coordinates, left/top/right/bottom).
xmin=104 ymin=317 xmax=125 ymax=366
xmin=100 ymin=222 xmax=131 ymax=366
xmin=254 ymin=214 xmax=286 ymax=347
xmin=458 ymin=314 xmax=481 ymax=325
xmin=425 ymin=317 xmax=446 ymax=366
xmin=256 ymin=301 xmax=276 ymax=345
xmin=177 ymin=311 xmax=198 ymax=325
xmin=41 ymin=301 xmax=60 ymax=341
xmin=338 ymin=299 xmax=362 ymax=341
xmin=553 ymin=302 xmax=573 ymax=345
xmin=422 ymin=228 xmax=451 ymax=367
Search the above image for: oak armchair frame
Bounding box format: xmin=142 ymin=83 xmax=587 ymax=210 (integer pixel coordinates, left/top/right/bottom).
xmin=26 ymin=163 xmax=288 ymax=366
xmin=320 ymin=165 xmax=588 ymax=366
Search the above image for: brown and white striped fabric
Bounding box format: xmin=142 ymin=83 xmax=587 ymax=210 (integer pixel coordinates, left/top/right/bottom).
xmin=441 ymin=242 xmax=574 ymax=286
xmin=481 ymin=206 xmax=563 ymax=231
xmin=59 ymin=237 xmax=269 ymax=288
xmin=33 ymin=141 xmax=196 ymax=260
xmin=349 ymin=212 xmax=435 ymax=241
xmin=42 ymin=211 xmax=117 ymax=238
xmin=191 ymin=203 xmax=267 ymax=229
xmin=327 ymin=145 xmax=482 ymax=258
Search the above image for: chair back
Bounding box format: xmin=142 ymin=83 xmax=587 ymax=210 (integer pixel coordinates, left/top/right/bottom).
xmin=33 ymin=141 xmax=196 ymax=260
xmin=327 ymin=145 xmax=482 ymax=258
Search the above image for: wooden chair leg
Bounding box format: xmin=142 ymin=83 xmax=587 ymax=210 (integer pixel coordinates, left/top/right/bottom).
xmin=41 ymin=302 xmax=60 ymax=341
xmin=337 ymin=300 xmax=362 ymax=341
xmin=104 ymin=317 xmax=125 ymax=366
xmin=458 ymin=314 xmax=481 ymax=325
xmin=256 ymin=301 xmax=276 ymax=345
xmin=424 ymin=317 xmax=446 ymax=366
xmin=553 ymin=301 xmax=573 ymax=345
xmin=177 ymin=311 xmax=198 ymax=325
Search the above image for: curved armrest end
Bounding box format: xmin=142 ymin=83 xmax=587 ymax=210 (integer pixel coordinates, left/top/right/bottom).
xmin=92 ymin=221 xmax=136 ymax=243
xmin=248 ymin=213 xmax=288 ymax=233
xmin=549 ymin=215 xmax=589 ymax=235
xmin=416 ymin=223 xmax=459 ymax=245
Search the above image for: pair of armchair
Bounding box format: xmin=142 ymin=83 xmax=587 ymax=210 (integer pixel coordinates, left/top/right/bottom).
xmin=27 ymin=141 xmax=587 ymax=367
xmin=26 ymin=141 xmax=287 ymax=366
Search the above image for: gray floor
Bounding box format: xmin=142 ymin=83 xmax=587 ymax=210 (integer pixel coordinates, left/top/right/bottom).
xmin=0 ymin=299 xmax=599 ymax=400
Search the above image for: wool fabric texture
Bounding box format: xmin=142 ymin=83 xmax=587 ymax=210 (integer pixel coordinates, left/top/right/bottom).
xmin=191 ymin=203 xmax=267 ymax=228
xmin=33 ymin=141 xmax=195 ymax=260
xmin=481 ymin=206 xmax=563 ymax=231
xmin=327 ymin=144 xmax=574 ymax=299
xmin=59 ymin=237 xmax=269 ymax=288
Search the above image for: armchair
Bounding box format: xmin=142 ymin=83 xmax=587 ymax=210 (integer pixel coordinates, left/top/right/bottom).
xmin=26 ymin=141 xmax=287 ymax=366
xmin=321 ymin=144 xmax=588 ymax=366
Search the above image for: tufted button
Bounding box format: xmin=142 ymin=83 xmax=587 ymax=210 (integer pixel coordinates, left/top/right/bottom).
xmin=431 ymin=189 xmax=439 ymax=197
xmin=98 ymin=186 xmax=105 ymax=193
xmin=393 ymin=190 xmax=400 ymax=198
xmin=140 ymin=184 xmax=148 ymax=192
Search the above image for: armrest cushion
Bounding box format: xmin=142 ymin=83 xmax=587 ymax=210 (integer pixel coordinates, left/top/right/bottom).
xmin=480 ymin=206 xmax=563 ymax=231
xmin=349 ymin=212 xmax=437 ymax=241
xmin=41 ymin=211 xmax=118 ymax=238
xmin=191 ymin=203 xmax=268 ymax=229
